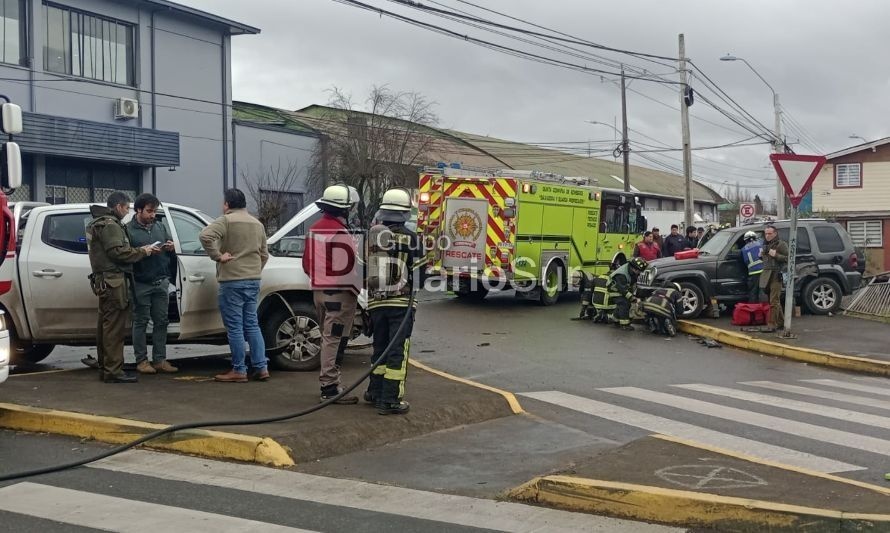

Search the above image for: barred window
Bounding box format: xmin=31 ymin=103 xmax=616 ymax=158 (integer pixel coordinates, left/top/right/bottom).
xmin=0 ymin=0 xmax=24 ymax=65
xmin=834 ymin=163 xmax=862 ymax=188
xmin=44 ymin=2 xmax=135 ymax=86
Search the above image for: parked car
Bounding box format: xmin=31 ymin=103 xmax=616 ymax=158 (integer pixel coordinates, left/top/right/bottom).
xmin=1 ymin=201 xmax=362 ymax=370
xmin=636 ymin=219 xmax=862 ymax=318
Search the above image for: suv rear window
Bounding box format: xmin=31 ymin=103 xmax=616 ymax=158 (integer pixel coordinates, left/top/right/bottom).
xmin=813 ymin=226 xmax=845 ymax=253
xmin=777 ymin=227 xmax=811 ymax=254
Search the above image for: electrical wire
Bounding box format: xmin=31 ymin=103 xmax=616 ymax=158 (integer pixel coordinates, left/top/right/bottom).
xmin=0 ymin=288 xmax=417 ymax=482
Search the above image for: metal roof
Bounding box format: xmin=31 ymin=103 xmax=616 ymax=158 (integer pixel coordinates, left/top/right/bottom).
xmin=136 ymin=0 xmax=260 ymax=35
xmin=826 ymin=137 xmax=890 ymax=160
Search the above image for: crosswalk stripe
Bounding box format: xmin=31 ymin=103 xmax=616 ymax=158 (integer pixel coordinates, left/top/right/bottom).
xmin=602 ymin=387 xmax=890 ymax=457
xmin=92 ymin=450 xmax=678 ymax=533
xmin=673 ymin=383 xmax=890 ymax=430
xmin=0 ymin=482 xmax=314 ymax=532
xmin=519 ymin=391 xmax=862 ymax=473
xmin=800 ymin=379 xmax=890 ymax=397
xmin=741 ymin=381 xmax=890 ymax=411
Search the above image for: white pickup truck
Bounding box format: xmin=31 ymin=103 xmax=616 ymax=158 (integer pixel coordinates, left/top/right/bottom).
xmin=1 ymin=201 xmax=355 ymax=371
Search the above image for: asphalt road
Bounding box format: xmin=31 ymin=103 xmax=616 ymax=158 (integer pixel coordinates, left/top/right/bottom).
xmin=408 ymin=290 xmax=890 ymax=486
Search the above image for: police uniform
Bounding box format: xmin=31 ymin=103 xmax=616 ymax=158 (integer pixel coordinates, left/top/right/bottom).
xmin=86 ymin=205 xmax=148 ymax=382
xmin=365 ymin=219 xmax=422 ymax=415
xmin=759 ymin=236 xmax=789 ymax=329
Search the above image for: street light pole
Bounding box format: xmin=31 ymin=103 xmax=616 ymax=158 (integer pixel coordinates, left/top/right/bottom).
xmin=719 ymin=54 xmax=785 ymax=217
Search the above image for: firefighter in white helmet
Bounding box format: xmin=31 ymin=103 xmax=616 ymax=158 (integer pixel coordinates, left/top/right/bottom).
xmin=364 ymin=188 xmax=423 ymax=415
xmin=302 ymin=184 xmax=362 ymax=404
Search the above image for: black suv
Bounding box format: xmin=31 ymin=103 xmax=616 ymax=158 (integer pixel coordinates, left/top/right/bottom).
xmin=636 ymin=220 xmax=862 ymax=318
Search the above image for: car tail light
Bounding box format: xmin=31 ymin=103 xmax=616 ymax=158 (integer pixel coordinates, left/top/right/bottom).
xmin=849 ymin=253 xmax=858 ymax=270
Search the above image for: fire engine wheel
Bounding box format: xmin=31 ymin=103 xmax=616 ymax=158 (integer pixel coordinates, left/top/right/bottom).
xmin=539 ymin=262 xmax=564 ymax=306
xmin=262 ymin=302 xmax=322 ymax=371
xmin=677 ymin=282 xmax=705 ymax=319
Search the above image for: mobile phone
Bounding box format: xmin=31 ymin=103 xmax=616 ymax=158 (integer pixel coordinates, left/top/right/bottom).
xmin=151 ymin=241 xmax=163 ymax=248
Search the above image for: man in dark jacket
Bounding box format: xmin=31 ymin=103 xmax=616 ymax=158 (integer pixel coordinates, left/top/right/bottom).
xmin=759 ymin=225 xmax=789 ymax=331
xmin=662 ymin=225 xmax=687 ymax=257
xmin=126 ymin=193 xmax=177 ymax=374
xmin=87 ymin=192 xmax=158 ymax=383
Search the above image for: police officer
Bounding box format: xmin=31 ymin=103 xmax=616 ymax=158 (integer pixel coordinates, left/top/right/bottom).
xmin=302 ymin=184 xmax=362 ymax=403
xmin=759 ymin=224 xmax=789 ymax=332
xmin=740 ymin=231 xmax=764 ymax=303
xmin=609 ymin=257 xmax=648 ymax=331
xmin=87 ymin=191 xmax=158 ymax=383
xmin=364 ymin=189 xmax=423 ymax=415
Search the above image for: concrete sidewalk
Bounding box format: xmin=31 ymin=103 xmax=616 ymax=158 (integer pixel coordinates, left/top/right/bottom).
xmin=511 ymin=435 xmax=890 ymax=531
xmin=0 ymin=348 xmax=516 ymax=465
xmin=680 ymin=314 xmax=890 ymax=376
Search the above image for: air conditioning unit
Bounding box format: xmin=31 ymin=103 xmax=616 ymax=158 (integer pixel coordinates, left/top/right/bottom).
xmin=114 ymin=97 xmax=139 ymax=120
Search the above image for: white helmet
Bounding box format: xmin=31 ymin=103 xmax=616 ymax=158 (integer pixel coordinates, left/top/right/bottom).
xmin=379 ymin=188 xmax=412 ymax=212
xmin=744 ymin=231 xmax=758 ymax=241
xmin=316 ymin=184 xmax=355 ymax=210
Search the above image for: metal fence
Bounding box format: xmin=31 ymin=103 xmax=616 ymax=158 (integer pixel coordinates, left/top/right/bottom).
xmin=844 ymin=272 xmax=890 ymax=322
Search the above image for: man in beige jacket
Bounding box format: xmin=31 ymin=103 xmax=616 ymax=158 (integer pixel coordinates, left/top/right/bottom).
xmin=199 ymin=188 xmax=270 ymax=382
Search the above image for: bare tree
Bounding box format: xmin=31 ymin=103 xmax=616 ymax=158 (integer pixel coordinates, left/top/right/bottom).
xmin=243 ymin=160 xmax=306 ymax=235
xmin=309 ymin=85 xmax=439 ymax=226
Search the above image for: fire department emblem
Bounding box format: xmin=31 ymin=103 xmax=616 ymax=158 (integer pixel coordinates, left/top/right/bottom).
xmin=448 ymin=208 xmax=483 ymax=245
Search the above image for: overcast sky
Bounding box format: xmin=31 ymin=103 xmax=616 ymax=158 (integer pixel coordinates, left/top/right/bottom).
xmin=179 ymin=0 xmax=890 ymax=200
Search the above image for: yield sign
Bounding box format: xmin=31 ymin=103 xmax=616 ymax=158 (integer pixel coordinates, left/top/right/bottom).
xmin=769 ymin=154 xmax=827 ymax=207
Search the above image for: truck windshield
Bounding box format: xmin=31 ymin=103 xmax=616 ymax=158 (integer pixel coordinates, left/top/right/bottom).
xmin=698 ymin=231 xmax=734 ymax=256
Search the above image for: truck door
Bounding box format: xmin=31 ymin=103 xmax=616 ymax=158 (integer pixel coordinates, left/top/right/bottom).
xmin=442 ymin=197 xmax=489 ymax=272
xmin=21 ymin=208 xmax=98 ymax=339
xmin=166 ymin=208 xmax=225 ymax=339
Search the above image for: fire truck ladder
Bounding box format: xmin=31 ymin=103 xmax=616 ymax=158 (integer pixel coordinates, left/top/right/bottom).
xmin=843 ymin=271 xmax=890 ymax=323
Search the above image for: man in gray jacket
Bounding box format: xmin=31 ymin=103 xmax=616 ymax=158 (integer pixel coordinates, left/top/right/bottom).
xmin=200 ymin=188 xmax=270 ymax=383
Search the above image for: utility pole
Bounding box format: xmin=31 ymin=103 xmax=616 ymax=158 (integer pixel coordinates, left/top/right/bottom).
xmin=620 ymin=67 xmax=630 ymax=192
xmin=773 ymin=93 xmax=784 ymax=217
xmin=678 ymin=34 xmax=694 ymax=228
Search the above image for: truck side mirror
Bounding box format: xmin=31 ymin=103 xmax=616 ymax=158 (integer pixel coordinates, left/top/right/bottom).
xmin=1 ymin=103 xmax=22 ymax=135
xmin=2 ymin=142 xmax=22 ymax=190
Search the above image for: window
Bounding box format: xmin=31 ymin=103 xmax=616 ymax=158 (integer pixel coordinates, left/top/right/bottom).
xmin=170 ymin=209 xmax=207 ymax=256
xmin=42 ymin=212 xmax=92 ymax=253
xmin=847 ymin=220 xmax=883 ymax=248
xmin=0 ymin=0 xmax=24 ymax=65
xmin=834 ymin=163 xmax=862 ymax=188
xmin=776 ymin=227 xmax=812 ymax=254
xmin=44 ymin=3 xmax=135 ymax=86
xmin=813 ymin=226 xmax=845 ymax=253
xmin=46 ymin=157 xmax=139 ymax=203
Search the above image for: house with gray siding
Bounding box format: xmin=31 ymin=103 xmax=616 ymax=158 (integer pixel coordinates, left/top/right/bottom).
xmin=0 ymin=0 xmax=258 ymax=214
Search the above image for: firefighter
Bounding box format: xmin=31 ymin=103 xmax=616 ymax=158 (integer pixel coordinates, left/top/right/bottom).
xmin=642 ymin=282 xmax=683 ymax=337
xmin=740 ymin=231 xmax=764 ymax=302
xmin=364 ymin=188 xmax=423 ymax=415
xmin=609 ymin=257 xmax=648 ymax=331
xmin=303 ymin=184 xmax=362 ymax=404
xmin=590 ymin=274 xmax=616 ymax=323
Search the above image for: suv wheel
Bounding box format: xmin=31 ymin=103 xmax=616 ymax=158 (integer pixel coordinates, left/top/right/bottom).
xmin=677 ymin=282 xmax=705 ymax=319
xmin=262 ymin=301 xmax=322 ymax=371
xmin=801 ymin=277 xmax=843 ymax=315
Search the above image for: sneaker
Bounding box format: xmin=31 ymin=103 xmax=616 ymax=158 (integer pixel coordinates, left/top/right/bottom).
xmin=377 ymin=401 xmax=410 ymax=415
xmin=214 ymin=370 xmax=248 ymax=383
xmin=136 ymin=360 xmax=157 ymax=374
xmin=320 ymin=388 xmax=359 ymax=404
xmin=153 ymin=360 xmax=179 ymax=373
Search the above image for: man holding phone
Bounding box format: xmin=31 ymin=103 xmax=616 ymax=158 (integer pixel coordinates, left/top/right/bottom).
xmin=126 ymin=193 xmax=178 ymax=374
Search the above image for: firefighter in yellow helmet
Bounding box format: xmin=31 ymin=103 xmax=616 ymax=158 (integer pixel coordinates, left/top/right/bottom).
xmin=364 ymin=188 xmax=424 ymax=415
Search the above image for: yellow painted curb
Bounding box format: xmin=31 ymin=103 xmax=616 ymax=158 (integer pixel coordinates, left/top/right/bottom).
xmin=509 ymin=475 xmax=890 ymax=531
xmin=0 ymin=402 xmax=294 ymax=467
xmin=409 ymin=360 xmax=525 ymax=414
xmin=679 ymin=320 xmax=890 ymax=377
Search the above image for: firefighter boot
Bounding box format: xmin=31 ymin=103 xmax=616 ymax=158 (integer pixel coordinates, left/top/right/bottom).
xmin=647 ymin=317 xmax=660 ymax=334
xmin=364 ymin=374 xmax=383 ymax=405
xmin=377 ymin=401 xmax=410 ymax=415
xmin=664 ymin=319 xmax=678 ymax=337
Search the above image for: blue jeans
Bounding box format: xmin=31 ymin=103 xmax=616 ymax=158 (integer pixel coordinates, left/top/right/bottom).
xmin=218 ymin=280 xmax=267 ymax=374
